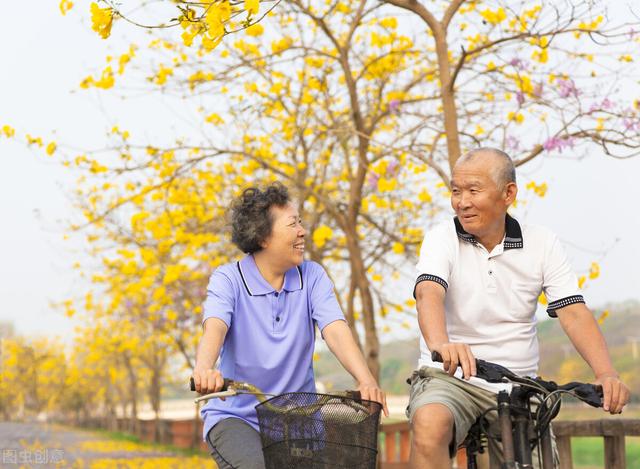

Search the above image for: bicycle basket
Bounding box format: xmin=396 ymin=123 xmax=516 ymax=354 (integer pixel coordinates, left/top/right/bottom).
xmin=255 ymin=392 xmax=382 ymax=469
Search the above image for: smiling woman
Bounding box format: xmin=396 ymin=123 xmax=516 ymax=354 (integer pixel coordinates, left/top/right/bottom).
xmin=191 ymin=181 xmax=387 ymax=469
xmin=230 ymin=183 xmax=306 ymax=288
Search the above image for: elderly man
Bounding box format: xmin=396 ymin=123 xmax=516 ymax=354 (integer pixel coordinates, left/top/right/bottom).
xmin=407 ymin=148 xmax=629 ymax=468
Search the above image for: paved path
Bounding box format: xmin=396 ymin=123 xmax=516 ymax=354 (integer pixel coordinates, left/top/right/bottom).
xmin=0 ymin=422 xmax=213 ymax=468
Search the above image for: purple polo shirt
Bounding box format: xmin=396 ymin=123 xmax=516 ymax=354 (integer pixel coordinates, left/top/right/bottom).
xmin=200 ymin=255 xmax=345 ymax=440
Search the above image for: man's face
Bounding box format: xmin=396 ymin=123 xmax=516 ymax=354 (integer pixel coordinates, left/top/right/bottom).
xmin=450 ymin=156 xmax=515 ymax=241
xmin=261 ymin=203 xmax=306 ymax=268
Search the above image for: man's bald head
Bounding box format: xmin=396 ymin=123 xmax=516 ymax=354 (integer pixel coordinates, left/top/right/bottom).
xmin=455 ymin=147 xmax=516 ymax=188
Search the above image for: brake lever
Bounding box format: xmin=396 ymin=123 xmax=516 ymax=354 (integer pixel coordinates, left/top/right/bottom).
xmin=561 ymin=382 xmax=603 ymax=408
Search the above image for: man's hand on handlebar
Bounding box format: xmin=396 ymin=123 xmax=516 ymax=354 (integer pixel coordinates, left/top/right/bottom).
xmin=192 ymin=368 xmax=226 ymax=399
xmin=595 ymin=373 xmax=630 ymax=415
xmin=432 ymin=342 xmax=477 ymax=380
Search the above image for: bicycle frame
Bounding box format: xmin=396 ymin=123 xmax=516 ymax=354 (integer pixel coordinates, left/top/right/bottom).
xmin=465 ymin=388 xmax=554 ymax=469
xmin=430 ymin=352 xmax=602 ymax=469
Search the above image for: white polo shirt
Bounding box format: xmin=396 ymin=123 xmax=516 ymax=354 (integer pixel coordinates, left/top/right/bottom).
xmin=415 ymin=214 xmax=584 ymax=391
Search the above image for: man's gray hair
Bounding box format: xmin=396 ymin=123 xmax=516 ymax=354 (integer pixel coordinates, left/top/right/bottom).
xmin=456 ymin=147 xmax=516 ymax=187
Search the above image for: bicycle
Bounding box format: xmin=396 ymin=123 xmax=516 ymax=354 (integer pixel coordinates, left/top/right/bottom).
xmin=430 ymin=351 xmax=603 ymax=469
xmin=189 ymin=377 xmax=382 ymax=468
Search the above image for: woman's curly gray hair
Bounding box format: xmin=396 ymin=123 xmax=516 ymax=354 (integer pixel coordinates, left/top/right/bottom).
xmin=230 ymin=182 xmax=291 ymax=254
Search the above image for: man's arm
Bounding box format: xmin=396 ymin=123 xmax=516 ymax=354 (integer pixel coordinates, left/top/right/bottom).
xmin=556 ymin=302 xmax=629 ymax=414
xmin=415 ymin=281 xmax=476 ymax=379
xmin=322 ymin=320 xmax=389 ymax=416
xmin=192 ymin=317 xmax=228 ymax=394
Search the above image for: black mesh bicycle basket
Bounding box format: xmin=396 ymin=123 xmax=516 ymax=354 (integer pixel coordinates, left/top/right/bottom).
xmin=255 ymin=392 xmax=382 ymax=469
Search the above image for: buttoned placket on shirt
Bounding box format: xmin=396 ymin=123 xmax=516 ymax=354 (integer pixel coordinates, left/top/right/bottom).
xmin=237 ymin=255 xmax=304 ymax=335
xmin=452 ymin=215 xmax=521 ymax=297
xmin=474 ymin=241 xmax=505 ymax=294
xmin=272 ymin=290 xmax=284 ymax=334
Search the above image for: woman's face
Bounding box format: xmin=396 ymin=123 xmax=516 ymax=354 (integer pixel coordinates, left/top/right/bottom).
xmin=261 ymin=203 xmax=306 ymax=268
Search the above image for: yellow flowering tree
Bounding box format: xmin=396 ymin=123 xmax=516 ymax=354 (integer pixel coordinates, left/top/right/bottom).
xmin=0 ymin=337 xmax=68 ymax=420
xmin=60 ymin=149 xmax=238 ymax=430
xmin=85 ymin=0 xmax=276 ymax=44
xmin=49 ymin=0 xmax=640 ymax=381
xmin=381 ymin=0 xmax=640 ymax=167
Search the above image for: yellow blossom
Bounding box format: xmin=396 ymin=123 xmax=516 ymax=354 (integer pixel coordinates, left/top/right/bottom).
xmin=152 ymin=65 xmax=174 ymax=85
xmin=26 ymin=134 xmax=43 ymax=146
xmin=205 ymin=113 xmax=225 ymax=125
xmin=597 ymin=309 xmax=609 ymax=325
xmin=392 ymin=242 xmax=405 ymax=254
xmin=525 ymin=181 xmax=547 ymax=197
xmin=46 ymin=142 xmax=57 ymax=156
xmin=532 ymin=48 xmax=548 ymax=63
xmin=245 ymin=0 xmax=260 ymax=16
xmin=379 ymin=17 xmax=398 ymax=29
xmin=80 ymin=66 xmax=115 ymax=89
xmin=203 ymin=1 xmax=231 ymax=50
xmin=90 ymin=2 xmax=114 ymax=39
xmin=246 ymin=23 xmax=264 ymax=37
xmin=589 ymin=262 xmax=600 ymax=279
xmin=537 ymin=292 xmax=548 ymax=305
xmin=377 ymin=177 xmax=397 ymax=192
xmin=508 ymin=112 xmax=524 ymax=124
xmin=480 ymin=7 xmax=507 ymax=25
xmin=305 ymin=57 xmax=325 ymax=68
xmin=118 ymin=45 xmax=136 ymax=74
xmin=418 ymin=189 xmax=432 ymax=203
xmin=182 ymin=28 xmax=198 ymax=47
xmin=578 ymin=275 xmax=586 ymax=289
xmin=59 ymin=0 xmax=73 ymax=15
xmin=1 ymin=125 xmax=15 ymax=137
xmin=272 ymin=37 xmax=293 ymax=54
xmin=312 ymin=225 xmax=333 ymax=248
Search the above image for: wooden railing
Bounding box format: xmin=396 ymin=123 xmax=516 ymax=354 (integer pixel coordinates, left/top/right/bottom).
xmin=554 ymin=419 xmax=640 ymax=469
xmin=379 ymin=419 xmax=640 ymax=469
xmin=378 ymin=421 xmax=411 ymax=469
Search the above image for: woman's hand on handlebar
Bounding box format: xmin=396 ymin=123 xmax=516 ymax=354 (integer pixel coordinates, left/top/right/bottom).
xmin=192 ymin=368 xmax=226 ymax=398
xmin=432 ymin=342 xmax=477 ymax=380
xmin=357 ymin=381 xmax=389 ymax=417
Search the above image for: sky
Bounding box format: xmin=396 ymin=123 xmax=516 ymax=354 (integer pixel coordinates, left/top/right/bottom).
xmin=0 ymin=3 xmax=639 ymax=341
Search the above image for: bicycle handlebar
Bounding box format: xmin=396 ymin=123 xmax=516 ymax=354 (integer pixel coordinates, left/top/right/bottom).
xmin=189 ymin=376 xmax=363 ymax=402
xmin=431 ymin=351 xmax=603 ymax=408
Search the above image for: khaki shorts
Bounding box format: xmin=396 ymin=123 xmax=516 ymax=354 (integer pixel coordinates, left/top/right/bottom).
xmin=406 ymin=366 xmax=558 ymax=468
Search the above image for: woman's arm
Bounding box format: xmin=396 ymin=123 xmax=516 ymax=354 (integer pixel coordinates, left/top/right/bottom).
xmin=322 ymin=320 xmax=389 ymax=416
xmin=192 ymin=317 xmax=228 ymax=394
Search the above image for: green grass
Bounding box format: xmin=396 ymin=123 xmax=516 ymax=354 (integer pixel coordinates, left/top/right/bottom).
xmin=571 ymin=436 xmax=640 ymax=468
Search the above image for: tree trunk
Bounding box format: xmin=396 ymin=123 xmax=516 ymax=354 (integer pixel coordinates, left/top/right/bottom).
xmin=433 ymin=23 xmax=461 ymax=168
xmin=344 ymin=225 xmax=380 ymax=381
xmin=123 ymin=353 xmax=139 ymax=435
xmin=148 ymin=355 xmax=163 ymax=443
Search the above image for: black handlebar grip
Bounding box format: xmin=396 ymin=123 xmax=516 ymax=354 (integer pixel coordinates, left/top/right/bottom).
xmin=431 ymin=351 xmax=444 ymax=363
xmin=190 ymin=377 xmax=233 ymax=392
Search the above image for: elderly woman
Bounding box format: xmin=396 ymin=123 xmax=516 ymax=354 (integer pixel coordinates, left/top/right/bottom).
xmin=192 ymin=182 xmax=387 ymax=469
